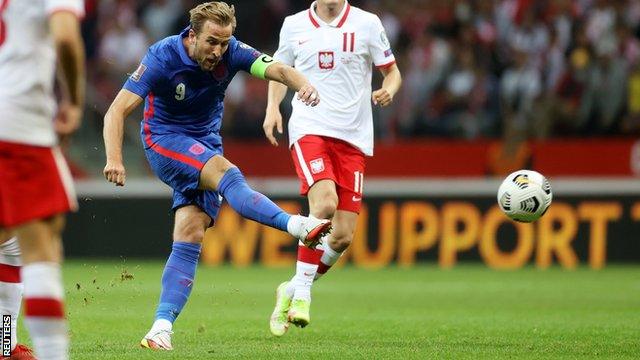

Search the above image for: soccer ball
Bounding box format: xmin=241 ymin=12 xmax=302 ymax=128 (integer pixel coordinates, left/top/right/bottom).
xmin=497 ymin=170 xmax=552 ymax=223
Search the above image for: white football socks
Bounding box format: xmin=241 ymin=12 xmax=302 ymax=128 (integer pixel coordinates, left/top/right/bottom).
xmin=288 ymin=240 xmax=322 ymax=301
xmin=290 ymin=260 xmax=317 ymax=301
xmin=0 ymin=237 xmax=22 ymax=351
xmin=22 ymin=262 xmax=68 ymax=360
xmin=316 ymin=240 xmax=343 ymax=280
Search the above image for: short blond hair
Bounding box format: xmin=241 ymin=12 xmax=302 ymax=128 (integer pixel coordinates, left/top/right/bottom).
xmin=189 ymin=1 xmax=236 ymax=34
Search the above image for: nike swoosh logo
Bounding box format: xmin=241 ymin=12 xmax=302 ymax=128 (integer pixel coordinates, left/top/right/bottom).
xmin=352 ymin=196 xmax=362 ymax=202
xmin=303 ymin=272 xmax=314 ymax=276
xmin=298 ymin=39 xmax=311 ymax=45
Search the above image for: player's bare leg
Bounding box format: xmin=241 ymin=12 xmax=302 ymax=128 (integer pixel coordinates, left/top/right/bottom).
xmin=141 ymin=206 xmax=210 ymax=351
xmin=199 ymin=155 xmax=332 ymax=247
xmin=14 ymin=215 xmax=68 ymax=360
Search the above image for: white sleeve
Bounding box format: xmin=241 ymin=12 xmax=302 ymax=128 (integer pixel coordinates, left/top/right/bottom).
xmin=273 ymin=17 xmax=295 ymax=66
xmin=45 ymin=0 xmax=85 ymax=18
xmin=368 ymin=14 xmax=396 ymax=68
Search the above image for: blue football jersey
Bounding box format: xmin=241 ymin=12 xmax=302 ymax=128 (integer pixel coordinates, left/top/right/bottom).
xmin=123 ymin=27 xmax=263 ymax=138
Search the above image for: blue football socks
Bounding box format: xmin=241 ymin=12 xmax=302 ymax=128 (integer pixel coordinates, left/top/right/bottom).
xmin=155 ymin=242 xmax=201 ymax=323
xmin=217 ymin=167 xmax=290 ymax=231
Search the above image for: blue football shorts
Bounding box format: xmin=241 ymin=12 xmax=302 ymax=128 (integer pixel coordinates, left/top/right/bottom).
xmin=143 ymin=132 xmax=223 ymax=223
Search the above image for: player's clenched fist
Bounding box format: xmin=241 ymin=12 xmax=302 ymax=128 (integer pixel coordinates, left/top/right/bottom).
xmin=104 ymin=161 xmax=126 ymax=186
xmin=372 ymin=88 xmax=393 ymax=107
xmin=297 ymin=84 xmax=320 ymax=107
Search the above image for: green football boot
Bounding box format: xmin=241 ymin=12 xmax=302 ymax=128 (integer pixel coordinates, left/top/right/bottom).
xmin=287 ymin=298 xmax=311 ymax=328
xmin=269 ymin=281 xmax=292 ymax=336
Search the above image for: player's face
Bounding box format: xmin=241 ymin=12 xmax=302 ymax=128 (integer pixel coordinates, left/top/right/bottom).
xmin=190 ymin=20 xmax=233 ymax=71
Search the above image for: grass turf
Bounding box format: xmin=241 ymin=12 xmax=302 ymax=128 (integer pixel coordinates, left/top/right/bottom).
xmin=17 ymin=261 xmax=640 ymax=359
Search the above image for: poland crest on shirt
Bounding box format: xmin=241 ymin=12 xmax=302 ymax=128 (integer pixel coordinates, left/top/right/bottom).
xmin=274 ymin=1 xmax=396 ymax=156
xmin=319 ymin=51 xmax=334 ymax=69
xmin=310 ymin=158 xmax=325 ymax=174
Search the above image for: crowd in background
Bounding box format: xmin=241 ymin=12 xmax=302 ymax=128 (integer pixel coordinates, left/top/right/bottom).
xmin=70 ymin=0 xmax=640 ymax=176
xmin=388 ymin=0 xmax=640 ymax=140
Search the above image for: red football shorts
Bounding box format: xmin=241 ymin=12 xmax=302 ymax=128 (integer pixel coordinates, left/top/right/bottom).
xmin=291 ymin=135 xmax=365 ymax=213
xmin=0 ymin=141 xmax=77 ymax=228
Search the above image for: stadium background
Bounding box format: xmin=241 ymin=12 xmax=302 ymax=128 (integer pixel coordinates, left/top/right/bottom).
xmin=63 ymin=0 xmax=640 ymax=268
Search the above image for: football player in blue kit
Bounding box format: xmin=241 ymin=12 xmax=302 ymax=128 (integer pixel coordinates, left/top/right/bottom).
xmin=102 ymin=1 xmax=331 ymax=350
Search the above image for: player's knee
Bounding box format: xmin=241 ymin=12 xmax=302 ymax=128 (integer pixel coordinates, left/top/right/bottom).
xmin=174 ymin=223 xmax=206 ymax=243
xmin=311 ymin=195 xmax=338 ymax=219
xmin=173 ymin=218 xmax=208 ymax=243
xmin=201 ymin=156 xmax=237 ymax=190
xmin=173 ymin=206 xmax=210 ymax=243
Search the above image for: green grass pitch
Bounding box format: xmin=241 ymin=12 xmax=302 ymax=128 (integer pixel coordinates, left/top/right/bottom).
xmin=18 ymin=261 xmax=640 ymax=359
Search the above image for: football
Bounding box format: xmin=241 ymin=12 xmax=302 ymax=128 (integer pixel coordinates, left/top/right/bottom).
xmin=497 ymin=170 xmax=553 ymax=222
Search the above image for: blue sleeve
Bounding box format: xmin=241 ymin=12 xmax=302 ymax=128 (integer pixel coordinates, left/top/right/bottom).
xmin=229 ymin=37 xmax=262 ymax=73
xmin=123 ymin=52 xmax=164 ymax=98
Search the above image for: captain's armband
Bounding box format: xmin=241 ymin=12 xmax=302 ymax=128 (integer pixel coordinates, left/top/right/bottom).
xmin=250 ymin=54 xmax=277 ymax=79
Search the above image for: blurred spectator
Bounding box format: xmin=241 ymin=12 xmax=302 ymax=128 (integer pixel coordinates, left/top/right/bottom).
xmin=442 ymin=48 xmax=497 ymax=138
xmin=616 ymin=21 xmax=640 ymax=67
xmin=584 ymin=37 xmax=627 ymax=134
xmin=398 ymin=28 xmax=452 ymax=136
xmin=544 ymin=27 xmax=567 ymax=92
xmin=500 ymin=47 xmax=542 ymax=137
xmin=141 ymin=0 xmax=183 ymax=42
xmin=585 ymin=0 xmax=616 ymax=44
xmin=623 ymin=62 xmax=640 ymax=133
xmin=98 ymin=2 xmax=149 ymax=78
xmin=509 ymin=8 xmax=550 ymax=69
xmin=543 ymin=43 xmax=592 ymax=136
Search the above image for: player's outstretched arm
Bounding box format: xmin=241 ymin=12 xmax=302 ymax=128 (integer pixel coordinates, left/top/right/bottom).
xmin=264 ymin=63 xmax=320 ymax=107
xmin=103 ymin=89 xmax=144 ymax=186
xmin=372 ymin=63 xmax=402 ymax=107
xmin=49 ymin=10 xmax=85 ymax=137
xmin=263 ymin=81 xmax=288 ymax=146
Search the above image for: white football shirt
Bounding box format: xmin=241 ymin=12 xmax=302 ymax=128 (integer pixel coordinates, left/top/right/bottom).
xmin=274 ymin=1 xmax=396 ymax=156
xmin=0 ymin=0 xmax=84 ymax=146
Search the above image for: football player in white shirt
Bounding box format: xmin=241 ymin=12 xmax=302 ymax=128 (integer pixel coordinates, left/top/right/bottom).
xmin=263 ymin=0 xmax=401 ymax=335
xmin=0 ymin=1 xmax=85 ymax=359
